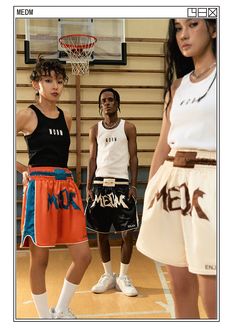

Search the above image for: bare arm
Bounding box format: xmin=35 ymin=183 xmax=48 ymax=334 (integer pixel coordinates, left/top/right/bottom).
xmin=125 ymin=121 xmax=138 ymax=198
xmin=16 ymin=108 xmax=37 ymax=183
xmin=148 ymin=112 xmax=171 ymax=180
xmin=63 ymin=110 xmax=72 ymax=132
xmin=16 ymin=161 xmax=28 ymax=174
xmin=86 ymin=124 xmax=98 ymax=200
xmin=148 ymin=78 xmax=182 ymax=181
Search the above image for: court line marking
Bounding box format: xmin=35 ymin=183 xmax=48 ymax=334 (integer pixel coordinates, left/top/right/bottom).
xmin=155 ymin=301 xmax=169 ymax=310
xmin=154 ymin=262 xmax=175 ymax=318
xmin=75 ymin=290 xmax=92 ymax=294
xmin=16 ymin=245 xmax=126 ymax=255
xmin=76 ymin=310 xmax=169 ymax=318
xmin=23 ymin=300 xmax=33 ymax=304
xmin=75 ymin=290 xmax=128 ymax=294
xmin=19 ymin=248 xmax=174 ymax=318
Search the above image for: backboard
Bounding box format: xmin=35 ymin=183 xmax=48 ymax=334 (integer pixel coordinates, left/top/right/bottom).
xmin=24 ymin=18 xmax=126 ymax=65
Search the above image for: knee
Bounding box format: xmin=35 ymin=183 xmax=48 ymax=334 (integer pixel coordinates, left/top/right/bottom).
xmin=171 ymin=280 xmax=188 ymax=296
xmin=98 ymin=233 xmax=109 ymax=244
xmin=86 ymin=251 xmax=92 ymax=266
xmin=80 ymin=249 xmax=92 ymax=267
xmin=122 ymin=230 xmax=133 ymax=243
xmin=170 ymin=278 xmax=198 ymax=299
xmin=31 ymin=256 xmax=48 ymax=271
xmin=167 ymin=267 xmax=198 ymax=297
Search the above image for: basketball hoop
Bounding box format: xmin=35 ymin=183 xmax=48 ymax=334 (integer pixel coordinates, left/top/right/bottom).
xmin=59 ymin=34 xmax=97 ymax=76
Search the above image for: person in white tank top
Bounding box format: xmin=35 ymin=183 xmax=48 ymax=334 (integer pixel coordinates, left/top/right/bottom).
xmin=86 ymin=88 xmax=139 ymax=297
xmin=136 ymin=19 xmax=217 ymax=319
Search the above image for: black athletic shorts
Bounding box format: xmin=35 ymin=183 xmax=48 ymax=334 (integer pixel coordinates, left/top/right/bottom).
xmin=85 ymin=177 xmax=139 ymax=233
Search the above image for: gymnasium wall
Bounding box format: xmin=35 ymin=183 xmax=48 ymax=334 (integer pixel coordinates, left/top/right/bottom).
xmin=15 ymin=18 xmax=169 ymax=247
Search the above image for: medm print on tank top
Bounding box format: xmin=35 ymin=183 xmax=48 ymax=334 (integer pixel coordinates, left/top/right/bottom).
xmin=148 ymin=182 xmax=209 ymax=221
xmin=179 ymin=74 xmax=216 ymax=106
xmin=179 ymin=97 xmax=201 ymax=105
xmin=49 ymin=128 xmax=64 ymax=136
xmin=105 ymin=136 xmax=117 ymax=143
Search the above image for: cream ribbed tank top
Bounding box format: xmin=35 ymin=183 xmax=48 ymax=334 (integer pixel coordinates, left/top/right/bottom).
xmin=95 ymin=119 xmax=129 ymax=179
xmin=167 ymin=68 xmax=216 ymax=151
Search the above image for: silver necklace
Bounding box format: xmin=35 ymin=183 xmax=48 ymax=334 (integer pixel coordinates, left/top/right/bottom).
xmin=103 ymin=119 xmax=120 ymax=129
xmin=191 ymin=62 xmax=216 ymax=79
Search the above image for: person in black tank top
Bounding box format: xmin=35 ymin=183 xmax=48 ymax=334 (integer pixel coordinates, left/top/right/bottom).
xmin=16 ymin=58 xmax=91 ymax=319
xmin=24 ymin=104 xmax=70 ymax=167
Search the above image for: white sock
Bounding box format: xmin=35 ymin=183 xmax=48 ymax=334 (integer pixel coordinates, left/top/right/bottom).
xmin=119 ymin=263 xmax=129 ymax=277
xmin=31 ymin=291 xmax=51 ymax=319
xmin=55 ymin=279 xmax=78 ymax=313
xmin=102 ymin=261 xmax=113 ymax=275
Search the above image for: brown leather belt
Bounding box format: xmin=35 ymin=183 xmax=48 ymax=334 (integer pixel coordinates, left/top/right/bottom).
xmin=166 ymin=151 xmax=216 ymax=168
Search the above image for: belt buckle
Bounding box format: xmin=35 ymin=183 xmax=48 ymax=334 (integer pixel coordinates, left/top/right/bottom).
xmin=173 ymin=151 xmax=197 ymax=168
xmin=103 ymin=178 xmax=115 ymax=187
xmin=54 ymin=169 xmax=67 ymax=180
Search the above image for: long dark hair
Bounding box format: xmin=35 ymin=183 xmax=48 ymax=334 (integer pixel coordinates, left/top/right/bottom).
xmin=164 ymin=19 xmax=217 ymax=111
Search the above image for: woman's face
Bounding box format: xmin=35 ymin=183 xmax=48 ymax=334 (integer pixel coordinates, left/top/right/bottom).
xmin=174 ymin=19 xmax=216 ymax=58
xmin=33 ymin=71 xmax=65 ymax=102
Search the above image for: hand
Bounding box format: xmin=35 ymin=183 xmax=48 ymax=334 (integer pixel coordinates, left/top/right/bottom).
xmin=22 ymin=171 xmax=29 ymax=186
xmin=86 ymin=188 xmax=94 ymax=201
xmin=128 ymin=186 xmax=137 ymax=200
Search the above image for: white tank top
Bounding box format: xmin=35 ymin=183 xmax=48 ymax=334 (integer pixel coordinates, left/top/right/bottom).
xmin=167 ymin=68 xmax=216 ymax=151
xmin=95 ymin=119 xmax=129 ymax=179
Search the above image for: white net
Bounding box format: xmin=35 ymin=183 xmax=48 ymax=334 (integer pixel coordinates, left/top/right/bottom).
xmin=59 ymin=34 xmax=97 ymax=76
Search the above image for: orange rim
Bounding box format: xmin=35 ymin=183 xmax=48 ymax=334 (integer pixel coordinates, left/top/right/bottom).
xmin=59 ymin=34 xmax=97 ymax=50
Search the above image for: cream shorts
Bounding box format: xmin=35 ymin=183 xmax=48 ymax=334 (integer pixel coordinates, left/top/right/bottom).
xmin=136 ymin=149 xmax=216 ymax=275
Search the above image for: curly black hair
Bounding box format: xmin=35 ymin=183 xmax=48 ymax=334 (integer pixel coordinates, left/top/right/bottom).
xmin=30 ymin=56 xmax=68 ymax=83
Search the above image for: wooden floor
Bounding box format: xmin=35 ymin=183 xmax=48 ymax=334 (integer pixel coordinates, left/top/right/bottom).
xmin=15 ymin=246 xmax=207 ymax=320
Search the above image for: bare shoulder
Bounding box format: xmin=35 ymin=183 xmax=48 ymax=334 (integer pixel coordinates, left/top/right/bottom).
xmin=171 ymin=77 xmax=183 ymax=95
xmin=61 ymin=109 xmax=72 ymax=131
xmin=164 ymin=77 xmax=183 ymax=114
xmin=90 ymin=122 xmax=98 ymax=132
xmin=124 ymin=120 xmax=136 ymax=131
xmin=63 ymin=109 xmax=72 ymax=122
xmin=16 ymin=107 xmax=35 ymax=121
xmin=89 ymin=122 xmax=98 ymax=138
xmin=16 ymin=107 xmax=37 ymax=133
xmin=124 ymin=120 xmax=136 ymax=137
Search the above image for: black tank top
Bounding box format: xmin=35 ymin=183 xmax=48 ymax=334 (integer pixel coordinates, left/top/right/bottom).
xmin=24 ymin=105 xmax=70 ymax=167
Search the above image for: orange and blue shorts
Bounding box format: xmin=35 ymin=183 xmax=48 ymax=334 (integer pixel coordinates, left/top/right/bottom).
xmin=20 ymin=166 xmax=88 ymax=248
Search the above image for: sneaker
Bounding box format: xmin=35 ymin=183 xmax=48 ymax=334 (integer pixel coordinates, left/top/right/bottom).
xmin=116 ymin=275 xmax=138 ymax=297
xmin=50 ymin=307 xmax=77 ymax=319
xmin=91 ymin=273 xmax=116 ymax=293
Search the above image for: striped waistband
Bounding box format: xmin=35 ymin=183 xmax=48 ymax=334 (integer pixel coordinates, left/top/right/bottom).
xmin=29 ymin=168 xmax=73 ymax=180
xmin=93 ymin=178 xmax=129 ymax=187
